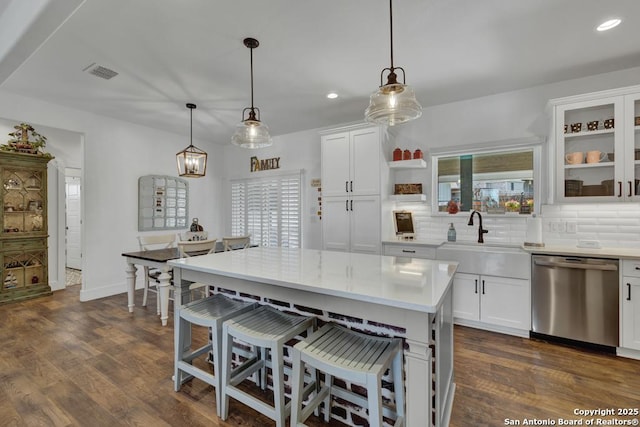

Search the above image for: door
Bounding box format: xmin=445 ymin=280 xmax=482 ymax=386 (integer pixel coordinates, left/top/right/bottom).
xmin=349 ymin=195 xmax=380 ymax=254
xmin=481 ymin=275 xmax=530 ymax=330
xmin=320 ymin=132 xmax=350 ymax=197
xmin=452 ymin=273 xmax=480 ymax=321
xmin=622 ymin=277 xmax=640 ymax=351
xmin=350 ymin=127 xmax=380 ymax=196
xmin=321 ymin=197 xmax=350 ymax=252
xmin=65 ymin=175 xmax=82 ymax=270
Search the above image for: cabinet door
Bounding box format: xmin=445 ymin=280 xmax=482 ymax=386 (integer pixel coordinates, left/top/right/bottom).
xmin=321 ymin=132 xmax=350 ymax=197
xmin=452 ymin=273 xmax=480 ymax=321
xmin=321 ymin=196 xmax=350 ymax=252
xmin=623 ymin=92 xmax=640 ymax=200
xmin=555 ymin=97 xmax=623 ymax=202
xmin=349 ymin=195 xmax=380 ymax=254
xmin=350 ymin=127 xmax=380 ymax=196
xmin=480 ymin=276 xmax=530 ymax=330
xmin=622 ymin=277 xmax=640 ymax=351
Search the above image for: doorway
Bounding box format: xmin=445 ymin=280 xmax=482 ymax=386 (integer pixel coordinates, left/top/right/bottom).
xmin=65 ymin=170 xmax=82 ymax=285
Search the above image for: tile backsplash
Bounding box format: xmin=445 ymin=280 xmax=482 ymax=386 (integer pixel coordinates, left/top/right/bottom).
xmin=396 ymin=202 xmax=640 ymax=249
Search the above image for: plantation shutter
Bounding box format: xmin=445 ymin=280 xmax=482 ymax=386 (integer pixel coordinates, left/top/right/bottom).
xmin=230 ymin=172 xmax=301 ymax=248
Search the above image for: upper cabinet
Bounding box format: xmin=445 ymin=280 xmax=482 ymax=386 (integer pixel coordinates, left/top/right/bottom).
xmin=550 ymin=85 xmax=640 ymax=202
xmin=320 ymin=126 xmax=382 ymax=197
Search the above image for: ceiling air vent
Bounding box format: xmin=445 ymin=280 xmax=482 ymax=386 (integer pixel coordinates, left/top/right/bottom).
xmin=82 ymin=63 xmax=119 ymax=80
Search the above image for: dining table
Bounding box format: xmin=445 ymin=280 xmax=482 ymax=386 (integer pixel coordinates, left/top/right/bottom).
xmin=122 ymin=241 xmax=256 ymax=325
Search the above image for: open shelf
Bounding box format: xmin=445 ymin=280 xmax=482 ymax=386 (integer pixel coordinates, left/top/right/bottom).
xmin=388 ymin=159 xmax=426 ymax=169
xmin=390 ymin=194 xmax=427 ymax=202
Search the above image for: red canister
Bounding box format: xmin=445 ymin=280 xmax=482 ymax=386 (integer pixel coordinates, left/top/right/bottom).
xmin=403 ymin=150 xmax=411 ymax=160
xmin=413 ymin=149 xmax=423 ymax=159
xmin=393 ymin=148 xmax=402 ymax=161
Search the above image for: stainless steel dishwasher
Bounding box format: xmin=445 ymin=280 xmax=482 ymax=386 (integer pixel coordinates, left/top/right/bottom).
xmin=531 ymin=255 xmax=619 ymax=348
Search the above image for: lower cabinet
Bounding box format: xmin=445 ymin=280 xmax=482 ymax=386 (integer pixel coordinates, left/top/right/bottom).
xmin=322 ymin=195 xmax=380 ymax=254
xmin=453 ymin=272 xmax=531 ymax=332
xmin=621 ymin=259 xmax=640 ymax=351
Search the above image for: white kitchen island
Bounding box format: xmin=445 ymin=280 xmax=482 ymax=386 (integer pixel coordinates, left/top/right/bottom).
xmin=169 ymin=247 xmax=458 ymax=427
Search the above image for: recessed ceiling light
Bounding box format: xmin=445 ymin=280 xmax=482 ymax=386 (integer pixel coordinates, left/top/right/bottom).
xmin=326 ymin=92 xmax=338 ymax=99
xmin=597 ymin=18 xmax=621 ymax=32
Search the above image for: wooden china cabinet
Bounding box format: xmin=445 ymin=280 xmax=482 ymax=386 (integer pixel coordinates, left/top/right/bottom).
xmin=0 ymin=151 xmax=52 ymax=304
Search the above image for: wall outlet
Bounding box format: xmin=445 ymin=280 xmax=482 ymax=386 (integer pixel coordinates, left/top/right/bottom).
xmin=550 ymin=221 xmax=566 ymax=233
xmin=566 ymin=221 xmax=577 ymax=233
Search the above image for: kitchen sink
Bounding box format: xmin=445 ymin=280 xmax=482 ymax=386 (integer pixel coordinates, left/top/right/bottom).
xmin=437 ymin=241 xmax=530 ymax=279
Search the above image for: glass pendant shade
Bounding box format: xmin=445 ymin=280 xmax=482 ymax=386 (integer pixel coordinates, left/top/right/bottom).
xmin=365 ymin=82 xmax=422 ymax=126
xmin=177 ymin=103 xmax=207 ymax=177
xmin=365 ymin=0 xmax=422 ymax=126
xmin=232 ymin=117 xmax=272 ymax=149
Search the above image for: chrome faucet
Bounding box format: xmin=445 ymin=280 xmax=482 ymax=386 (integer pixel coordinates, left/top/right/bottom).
xmin=467 ymin=210 xmax=489 ymax=243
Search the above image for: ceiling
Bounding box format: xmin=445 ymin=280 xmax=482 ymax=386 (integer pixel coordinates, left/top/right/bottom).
xmin=1 ymin=0 xmax=640 ymax=146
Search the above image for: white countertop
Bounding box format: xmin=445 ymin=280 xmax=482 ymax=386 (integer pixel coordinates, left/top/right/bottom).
xmin=169 ymin=247 xmax=458 ymax=313
xmin=521 ymin=244 xmax=640 ymax=259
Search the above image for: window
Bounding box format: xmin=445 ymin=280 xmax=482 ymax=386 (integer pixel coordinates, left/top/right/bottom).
xmin=432 ymin=142 xmax=542 ymax=215
xmin=231 ymin=172 xmax=301 ymax=248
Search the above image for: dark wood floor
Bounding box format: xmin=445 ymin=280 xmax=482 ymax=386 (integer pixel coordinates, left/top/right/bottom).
xmin=1 ymin=286 xmax=639 ymax=427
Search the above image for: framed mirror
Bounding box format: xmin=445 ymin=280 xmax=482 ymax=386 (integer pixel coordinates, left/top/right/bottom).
xmin=138 ymin=175 xmax=188 ymax=231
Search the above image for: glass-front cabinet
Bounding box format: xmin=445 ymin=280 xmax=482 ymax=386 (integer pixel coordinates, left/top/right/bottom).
xmin=552 ymin=86 xmax=640 ymax=202
xmin=0 ymin=151 xmax=52 ymax=304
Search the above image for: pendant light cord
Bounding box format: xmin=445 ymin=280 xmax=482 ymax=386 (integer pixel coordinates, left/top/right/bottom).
xmin=249 ymin=45 xmax=255 ymax=110
xmin=389 ymin=0 xmax=394 ymax=71
xmin=189 ymin=106 xmax=193 ymax=146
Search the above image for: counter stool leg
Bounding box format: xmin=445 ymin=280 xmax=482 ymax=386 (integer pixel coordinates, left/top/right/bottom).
xmin=220 ymin=323 xmax=234 ymax=420
xmin=392 ymin=350 xmax=406 ymax=425
xmin=212 ymin=324 xmax=223 ymax=417
xmin=367 ymin=371 xmax=383 ymax=427
xmin=272 ymin=344 xmax=286 ymax=427
xmin=290 ymin=349 xmax=304 ymax=426
xmin=323 ymin=373 xmax=333 ymax=422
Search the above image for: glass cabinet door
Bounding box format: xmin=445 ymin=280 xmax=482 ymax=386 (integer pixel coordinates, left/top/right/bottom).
xmin=624 ymin=93 xmax=640 ymax=200
xmin=2 ymin=168 xmax=45 ymax=235
xmin=556 ymin=97 xmax=624 ymax=201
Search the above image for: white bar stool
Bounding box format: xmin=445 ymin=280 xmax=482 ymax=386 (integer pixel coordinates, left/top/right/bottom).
xmin=290 ymin=323 xmax=406 ymax=427
xmin=220 ymin=305 xmax=316 ymax=427
xmin=173 ymin=294 xmax=256 ymax=417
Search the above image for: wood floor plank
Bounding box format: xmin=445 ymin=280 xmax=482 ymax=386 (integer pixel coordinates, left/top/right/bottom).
xmin=1 ymin=286 xmax=639 ymax=426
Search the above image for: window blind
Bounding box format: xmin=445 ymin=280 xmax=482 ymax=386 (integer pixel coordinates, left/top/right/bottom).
xmin=230 ymin=172 xmax=301 ymax=248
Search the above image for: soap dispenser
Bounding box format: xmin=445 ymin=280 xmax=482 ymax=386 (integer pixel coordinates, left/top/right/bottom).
xmin=447 ymin=223 xmax=456 ymax=242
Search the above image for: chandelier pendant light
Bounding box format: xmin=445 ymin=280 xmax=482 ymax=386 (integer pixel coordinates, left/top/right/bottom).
xmin=177 ymin=103 xmax=207 ymax=177
xmin=365 ymin=0 xmax=422 ymax=126
xmin=231 ymin=37 xmax=272 ymax=148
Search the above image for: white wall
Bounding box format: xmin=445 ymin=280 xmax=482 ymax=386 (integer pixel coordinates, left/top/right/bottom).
xmin=220 ymin=127 xmax=323 ymax=249
xmin=218 ymin=66 xmax=640 ymax=249
xmin=0 ymin=90 xmax=223 ymax=300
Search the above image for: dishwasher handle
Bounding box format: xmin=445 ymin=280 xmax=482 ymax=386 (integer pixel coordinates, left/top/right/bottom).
xmin=534 ymin=259 xmax=618 ymax=271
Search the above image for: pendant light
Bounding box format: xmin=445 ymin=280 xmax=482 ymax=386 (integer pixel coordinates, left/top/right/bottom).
xmin=231 ymin=37 xmax=272 ymax=148
xmin=176 ymin=103 xmax=207 ymax=177
xmin=365 ymin=0 xmax=422 ymax=126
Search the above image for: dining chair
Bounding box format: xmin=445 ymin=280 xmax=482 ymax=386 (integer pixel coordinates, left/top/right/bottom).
xmin=222 ymin=235 xmax=251 ymax=251
xmin=178 ymin=239 xmax=218 ymax=300
xmin=137 ymin=234 xmax=177 ymax=313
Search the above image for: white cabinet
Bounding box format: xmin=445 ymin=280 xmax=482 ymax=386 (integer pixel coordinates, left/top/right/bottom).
xmin=621 ymin=259 xmax=640 ymax=352
xmin=321 ymin=126 xmax=381 ymax=197
xmin=321 ymin=124 xmax=386 ymax=254
xmin=322 ymin=195 xmax=381 ymax=254
xmin=452 ymin=273 xmax=530 ymax=331
xmin=550 ymin=85 xmax=640 ymax=202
